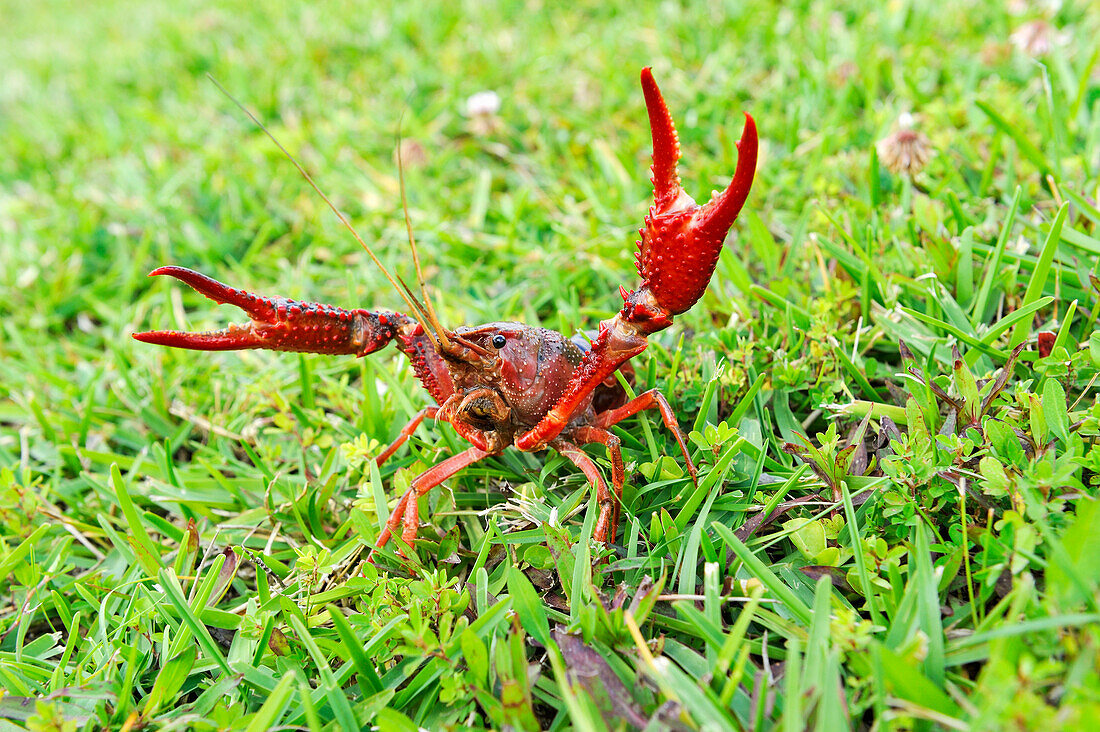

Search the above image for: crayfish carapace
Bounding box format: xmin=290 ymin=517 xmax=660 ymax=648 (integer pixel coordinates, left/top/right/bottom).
xmin=134 ymin=68 xmax=758 ymax=556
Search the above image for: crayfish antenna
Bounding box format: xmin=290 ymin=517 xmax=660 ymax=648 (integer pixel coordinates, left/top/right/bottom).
xmin=396 ymin=119 xmax=453 ymax=352
xmin=205 ymin=74 xmax=439 ymax=344
xmin=396 ymin=273 xmax=447 ymax=352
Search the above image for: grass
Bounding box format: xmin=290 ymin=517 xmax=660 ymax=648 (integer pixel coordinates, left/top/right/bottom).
xmin=2 ymin=0 xmax=1100 ymax=729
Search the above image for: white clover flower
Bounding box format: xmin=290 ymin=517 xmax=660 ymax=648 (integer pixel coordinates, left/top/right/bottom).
xmin=464 ymin=90 xmax=503 ymax=136
xmin=464 ymin=90 xmax=501 ymax=117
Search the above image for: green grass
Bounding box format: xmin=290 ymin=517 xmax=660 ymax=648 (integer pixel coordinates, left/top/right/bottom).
xmin=3 ymin=0 xmax=1100 ymax=729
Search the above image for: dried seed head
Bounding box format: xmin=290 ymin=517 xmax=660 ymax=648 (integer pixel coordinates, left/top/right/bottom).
xmin=1009 ymin=20 xmax=1066 ymax=57
xmin=877 ymin=113 xmax=932 ymax=177
xmin=394 ymin=138 xmax=428 ymax=169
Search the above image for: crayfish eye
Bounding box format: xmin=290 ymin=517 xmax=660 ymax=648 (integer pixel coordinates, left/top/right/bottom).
xmin=491 ymin=334 xmax=506 ymax=349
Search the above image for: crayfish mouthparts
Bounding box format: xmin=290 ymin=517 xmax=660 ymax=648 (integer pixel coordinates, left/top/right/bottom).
xmin=449 ymin=387 xmax=511 ymax=431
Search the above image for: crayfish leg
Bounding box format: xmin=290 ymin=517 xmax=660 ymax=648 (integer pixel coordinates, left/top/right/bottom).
xmin=594 ymin=388 xmax=698 ymax=483
xmin=371 ymin=446 xmax=491 ymax=560
xmin=552 ymin=437 xmax=623 ymax=547
xmin=568 ymin=427 xmax=626 ymax=543
xmin=373 ymin=406 xmax=442 ymax=467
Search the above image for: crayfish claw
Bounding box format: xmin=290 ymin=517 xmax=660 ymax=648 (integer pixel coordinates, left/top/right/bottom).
xmin=516 ymin=68 xmax=758 ymax=452
xmin=134 ymin=266 xmax=406 ymax=357
xmin=641 ymin=67 xmax=683 ymax=211
xmin=630 ymin=70 xmax=758 ymax=322
xmin=145 ymin=265 xmax=280 ymax=323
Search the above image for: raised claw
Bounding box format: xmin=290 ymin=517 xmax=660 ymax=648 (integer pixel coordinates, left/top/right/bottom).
xmin=629 ymin=67 xmax=758 ymax=323
xmin=515 ymin=68 xmax=758 ymax=452
xmin=133 ymin=266 xmax=404 ymax=356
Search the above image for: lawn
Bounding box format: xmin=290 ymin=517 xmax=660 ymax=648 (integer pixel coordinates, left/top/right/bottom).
xmin=2 ymin=0 xmax=1099 ymax=729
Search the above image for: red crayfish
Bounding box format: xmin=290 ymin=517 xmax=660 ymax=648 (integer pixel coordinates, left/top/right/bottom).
xmin=134 ymin=68 xmax=758 ymax=556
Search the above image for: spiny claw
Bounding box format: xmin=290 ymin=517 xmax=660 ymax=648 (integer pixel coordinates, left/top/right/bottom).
xmin=133 ymin=265 xmax=403 ymax=356
xmin=515 ymin=68 xmax=759 ymax=452
xmin=627 ymin=67 xmax=758 ymax=325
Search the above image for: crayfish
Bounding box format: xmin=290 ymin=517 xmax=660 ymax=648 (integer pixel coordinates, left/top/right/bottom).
xmin=134 ymin=68 xmax=758 ymax=556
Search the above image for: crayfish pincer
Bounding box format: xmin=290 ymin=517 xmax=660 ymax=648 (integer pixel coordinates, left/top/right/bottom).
xmin=134 ymin=68 xmax=758 ymax=556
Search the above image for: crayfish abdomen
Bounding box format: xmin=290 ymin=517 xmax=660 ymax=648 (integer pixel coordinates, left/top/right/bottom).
xmin=134 ymin=67 xmax=757 ymax=558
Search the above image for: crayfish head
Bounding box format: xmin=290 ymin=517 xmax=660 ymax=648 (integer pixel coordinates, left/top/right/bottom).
xmin=443 ymin=323 xmax=585 ymax=429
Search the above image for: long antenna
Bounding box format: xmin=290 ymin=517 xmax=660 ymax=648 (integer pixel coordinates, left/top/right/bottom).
xmin=396 ymin=119 xmax=452 ymax=350
xmin=206 ymin=74 xmax=435 ymax=339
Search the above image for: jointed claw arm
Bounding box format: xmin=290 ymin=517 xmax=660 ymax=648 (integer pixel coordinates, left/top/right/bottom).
xmin=516 ymin=68 xmax=758 ymax=452
xmin=133 ymin=266 xmax=408 ymax=357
